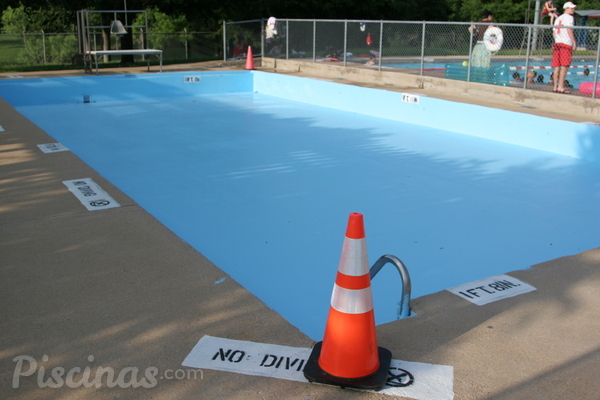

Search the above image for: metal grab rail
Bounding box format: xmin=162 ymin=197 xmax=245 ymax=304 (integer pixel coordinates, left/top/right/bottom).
xmin=370 ymin=254 xmax=412 ymax=319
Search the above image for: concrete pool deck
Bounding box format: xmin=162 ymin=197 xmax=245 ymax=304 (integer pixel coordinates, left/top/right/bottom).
xmin=1 ymin=61 xmax=600 ymax=400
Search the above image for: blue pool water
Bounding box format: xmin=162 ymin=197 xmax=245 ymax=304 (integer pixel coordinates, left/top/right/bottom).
xmin=386 ymin=61 xmax=597 ymax=87
xmin=2 ymin=71 xmax=600 ymax=340
xmin=385 ymin=61 xmax=596 ymax=71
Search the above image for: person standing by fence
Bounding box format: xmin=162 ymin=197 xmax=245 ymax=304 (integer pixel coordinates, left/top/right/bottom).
xmin=551 ymin=2 xmax=577 ymax=94
xmin=469 ymin=10 xmax=495 ymax=68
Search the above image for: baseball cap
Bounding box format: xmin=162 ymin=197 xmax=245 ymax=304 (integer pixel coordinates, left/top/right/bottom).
xmin=563 ymin=2 xmax=577 ymax=8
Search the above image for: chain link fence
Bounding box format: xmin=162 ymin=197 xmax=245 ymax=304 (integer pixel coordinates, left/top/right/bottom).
xmin=0 ymin=32 xmax=78 ymax=66
xmin=0 ymin=30 xmax=220 ymax=68
xmin=224 ymin=18 xmax=600 ymax=98
xmin=223 ymin=20 xmax=264 ymax=60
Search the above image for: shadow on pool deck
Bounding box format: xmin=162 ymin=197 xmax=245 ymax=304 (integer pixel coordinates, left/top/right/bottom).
xmin=1 ymin=62 xmax=600 ymax=399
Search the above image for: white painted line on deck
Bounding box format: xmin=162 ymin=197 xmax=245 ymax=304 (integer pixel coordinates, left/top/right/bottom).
xmin=63 ymin=178 xmax=120 ymax=211
xmin=182 ymin=335 xmax=454 ymax=400
xmin=448 ymin=274 xmax=536 ymax=306
xmin=37 ymin=143 xmax=69 ymax=153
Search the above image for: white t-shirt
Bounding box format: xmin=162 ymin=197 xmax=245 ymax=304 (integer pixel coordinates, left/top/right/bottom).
xmin=554 ymin=14 xmax=575 ymax=46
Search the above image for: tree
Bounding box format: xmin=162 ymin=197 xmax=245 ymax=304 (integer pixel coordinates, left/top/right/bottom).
xmin=457 ymin=0 xmax=529 ymax=23
xmin=1 ymin=3 xmax=77 ymax=64
xmin=132 ymin=7 xmax=189 ymax=52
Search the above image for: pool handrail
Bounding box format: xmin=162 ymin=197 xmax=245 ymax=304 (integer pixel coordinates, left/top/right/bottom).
xmin=370 ymin=254 xmax=412 ymax=319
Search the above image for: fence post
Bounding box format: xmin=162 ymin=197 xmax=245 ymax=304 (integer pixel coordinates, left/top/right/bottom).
xmin=144 ymin=12 xmax=149 ymax=49
xmin=467 ymin=22 xmax=473 ymax=82
xmin=593 ymin=33 xmax=600 ymax=99
xmin=523 ymin=25 xmax=533 ymax=89
xmin=420 ymin=22 xmax=426 ymax=76
xmin=223 ymin=21 xmax=227 ymax=62
xmin=261 ymin=18 xmax=265 ymax=59
xmin=313 ymin=20 xmax=316 ymax=63
xmin=343 ymin=20 xmax=348 ymax=66
xmin=286 ymin=19 xmax=289 ymax=60
xmin=378 ymin=21 xmax=383 ymax=71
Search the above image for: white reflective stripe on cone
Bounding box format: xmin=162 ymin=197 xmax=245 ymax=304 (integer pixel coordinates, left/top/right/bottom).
xmin=337 ymin=237 xmax=369 ymax=276
xmin=330 ymin=283 xmax=374 ymax=314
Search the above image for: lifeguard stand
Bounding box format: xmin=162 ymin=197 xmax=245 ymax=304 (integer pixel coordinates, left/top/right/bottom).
xmin=77 ymin=9 xmax=160 ymax=73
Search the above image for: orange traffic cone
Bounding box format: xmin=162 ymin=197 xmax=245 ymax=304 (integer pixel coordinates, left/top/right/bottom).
xmin=245 ymin=46 xmax=254 ymax=70
xmin=303 ymin=212 xmax=391 ymax=390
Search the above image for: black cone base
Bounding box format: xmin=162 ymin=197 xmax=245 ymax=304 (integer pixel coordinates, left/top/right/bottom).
xmin=303 ymin=341 xmax=392 ymax=391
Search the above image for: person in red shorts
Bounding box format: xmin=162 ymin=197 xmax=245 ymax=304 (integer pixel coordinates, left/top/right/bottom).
xmin=542 ymin=0 xmax=559 ymax=24
xmin=551 ymin=2 xmax=577 ymax=93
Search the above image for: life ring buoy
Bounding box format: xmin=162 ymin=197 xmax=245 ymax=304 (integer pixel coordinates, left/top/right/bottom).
xmin=579 ymin=81 xmax=600 ymax=95
xmin=484 ymin=27 xmax=503 ymax=52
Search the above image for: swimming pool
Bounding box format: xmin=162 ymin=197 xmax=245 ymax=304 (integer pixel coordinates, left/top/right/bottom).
xmin=2 ymin=71 xmax=600 ymax=340
xmin=386 ymin=61 xmax=597 ymax=87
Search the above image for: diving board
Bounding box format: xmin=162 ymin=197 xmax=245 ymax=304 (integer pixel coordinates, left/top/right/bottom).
xmin=87 ymin=49 xmax=163 ymax=74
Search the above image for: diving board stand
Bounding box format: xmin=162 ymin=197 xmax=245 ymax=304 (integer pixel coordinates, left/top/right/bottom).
xmin=77 ymin=9 xmax=163 ymax=74
xmin=87 ymin=49 xmax=163 ymax=74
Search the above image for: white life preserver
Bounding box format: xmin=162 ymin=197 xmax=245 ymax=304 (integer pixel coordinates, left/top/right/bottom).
xmin=484 ymin=26 xmax=503 ymax=52
xmin=266 ymin=16 xmax=277 ymax=37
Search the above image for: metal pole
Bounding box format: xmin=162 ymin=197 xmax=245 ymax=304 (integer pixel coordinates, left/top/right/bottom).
xmin=261 ymin=18 xmax=265 ymax=59
xmin=223 ymin=21 xmax=227 ymax=62
xmin=467 ymin=22 xmax=473 ymax=82
xmin=532 ymin=0 xmax=541 ymax=51
xmin=286 ymin=19 xmax=289 ymax=60
xmin=420 ymin=22 xmax=426 ymax=76
xmin=343 ymin=20 xmax=347 ymax=66
xmin=523 ymin=25 xmax=533 ymax=89
xmin=313 ymin=20 xmax=316 ymax=63
xmin=378 ymin=21 xmax=383 ymax=71
xmin=593 ymin=32 xmax=600 ymax=99
xmin=144 ymin=11 xmax=148 ymax=49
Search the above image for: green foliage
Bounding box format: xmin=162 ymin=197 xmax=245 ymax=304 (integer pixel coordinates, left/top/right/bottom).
xmin=133 ymin=7 xmax=189 ymax=33
xmin=46 ymin=34 xmax=78 ymax=63
xmin=132 ymin=7 xmax=190 ymax=50
xmin=2 ymin=33 xmax=77 ymax=64
xmin=1 ymin=4 xmax=29 ymax=33
xmin=1 ymin=2 xmax=74 ymax=33
xmin=1 ymin=5 xmax=77 ymax=65
xmin=0 ymin=34 xmax=23 ymax=65
xmin=0 ymin=0 xmax=559 ymax=33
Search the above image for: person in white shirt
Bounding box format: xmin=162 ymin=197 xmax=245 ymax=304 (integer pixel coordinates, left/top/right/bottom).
xmin=551 ymin=2 xmax=577 ymax=93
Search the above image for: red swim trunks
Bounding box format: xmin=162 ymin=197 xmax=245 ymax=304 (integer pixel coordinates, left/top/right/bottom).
xmin=551 ymin=43 xmax=573 ymax=68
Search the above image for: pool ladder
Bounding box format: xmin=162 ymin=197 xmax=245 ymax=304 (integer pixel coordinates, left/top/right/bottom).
xmin=370 ymin=255 xmax=412 ymax=319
